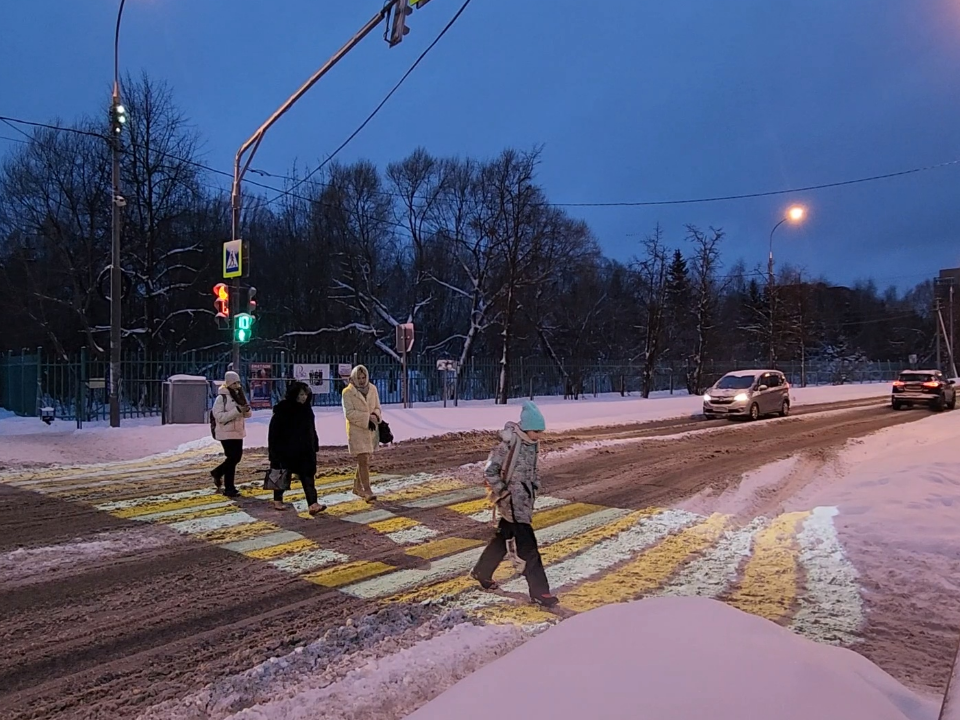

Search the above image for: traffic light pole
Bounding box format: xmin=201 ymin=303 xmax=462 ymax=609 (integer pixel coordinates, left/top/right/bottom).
xmin=108 ymin=0 xmax=127 ymax=428
xmin=229 ymin=3 xmax=396 ymax=372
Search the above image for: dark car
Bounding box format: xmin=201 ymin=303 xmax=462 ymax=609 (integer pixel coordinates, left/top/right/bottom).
xmin=891 ymin=370 xmax=956 ymax=411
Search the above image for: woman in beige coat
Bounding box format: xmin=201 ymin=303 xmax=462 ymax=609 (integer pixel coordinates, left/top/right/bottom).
xmin=341 ymin=365 xmax=381 ymax=502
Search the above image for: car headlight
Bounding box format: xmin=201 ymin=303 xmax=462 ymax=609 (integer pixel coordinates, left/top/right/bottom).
xmin=734 ymin=393 xmax=748 ymax=402
xmin=702 ymin=393 xmax=711 ymax=401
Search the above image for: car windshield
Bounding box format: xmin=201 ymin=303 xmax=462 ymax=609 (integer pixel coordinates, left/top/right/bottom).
xmin=899 ymin=373 xmax=936 ymax=383
xmin=715 ymin=375 xmax=756 ymax=390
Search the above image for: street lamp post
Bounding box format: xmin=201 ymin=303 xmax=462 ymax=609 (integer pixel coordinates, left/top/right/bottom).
xmin=108 ymin=0 xmax=127 ymax=428
xmin=767 ymin=205 xmax=805 ymax=366
xmin=228 ymin=3 xmax=397 ymax=371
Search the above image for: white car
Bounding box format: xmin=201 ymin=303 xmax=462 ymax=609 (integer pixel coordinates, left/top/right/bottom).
xmin=702 ymin=370 xmax=790 ymax=421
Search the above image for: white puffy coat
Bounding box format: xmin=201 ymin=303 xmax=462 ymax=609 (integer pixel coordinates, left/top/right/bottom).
xmin=342 ymin=383 xmax=381 ymax=455
xmin=212 ymin=384 xmax=250 ymax=441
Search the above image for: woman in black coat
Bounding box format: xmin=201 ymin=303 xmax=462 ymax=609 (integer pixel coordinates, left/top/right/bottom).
xmin=268 ymin=381 xmax=326 ymax=515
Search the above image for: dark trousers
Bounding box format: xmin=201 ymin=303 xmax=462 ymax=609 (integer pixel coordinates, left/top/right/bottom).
xmin=472 ymin=519 xmax=551 ymax=598
xmin=274 ymin=472 xmax=318 ymax=506
xmin=213 ymin=440 xmax=243 ymax=491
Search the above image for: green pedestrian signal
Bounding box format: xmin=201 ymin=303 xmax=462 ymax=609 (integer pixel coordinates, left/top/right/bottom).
xmin=234 ymin=313 xmax=254 ymax=343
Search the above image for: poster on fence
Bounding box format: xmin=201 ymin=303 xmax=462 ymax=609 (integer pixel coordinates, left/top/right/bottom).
xmin=294 ymin=364 xmax=332 ymax=395
xmin=338 ymin=363 xmax=352 ymax=379
xmin=248 ymin=363 xmax=273 ymax=409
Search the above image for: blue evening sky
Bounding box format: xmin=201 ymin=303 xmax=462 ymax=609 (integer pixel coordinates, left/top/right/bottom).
xmin=3 ymin=0 xmax=960 ymax=289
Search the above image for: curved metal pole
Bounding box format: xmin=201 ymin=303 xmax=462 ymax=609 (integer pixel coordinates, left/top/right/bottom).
xmin=114 ymin=0 xmax=126 ymax=97
xmin=767 ymin=217 xmax=788 ymax=366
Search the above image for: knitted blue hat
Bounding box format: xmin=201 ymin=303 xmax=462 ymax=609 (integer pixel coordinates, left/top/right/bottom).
xmin=519 ymin=400 xmax=545 ymax=432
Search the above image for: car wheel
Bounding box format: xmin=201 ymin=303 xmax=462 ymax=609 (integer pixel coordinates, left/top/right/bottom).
xmin=933 ymin=395 xmax=946 ymax=412
xmin=891 ymin=400 xmax=902 ymax=411
xmin=749 ymin=403 xmax=760 ymax=421
xmin=779 ymin=400 xmax=790 ymax=417
xmin=949 ymin=394 xmax=957 ymax=410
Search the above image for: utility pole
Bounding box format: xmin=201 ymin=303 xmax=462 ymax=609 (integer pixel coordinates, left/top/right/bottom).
xmin=767 ymin=206 xmax=805 ymax=368
xmin=229 ymin=0 xmax=422 ymax=371
xmin=108 ymin=0 xmax=128 ymax=428
xmin=936 ymin=297 xmax=942 ymax=372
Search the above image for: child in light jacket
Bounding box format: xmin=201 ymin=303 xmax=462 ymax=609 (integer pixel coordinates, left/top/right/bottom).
xmin=471 ymin=401 xmax=558 ymax=607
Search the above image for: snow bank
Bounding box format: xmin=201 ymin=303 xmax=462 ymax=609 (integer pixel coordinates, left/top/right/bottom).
xmin=408 ymin=597 xmax=938 ymax=720
xmin=0 ymin=384 xmax=888 ymax=466
xmin=139 ymin=605 xmax=525 ymax=720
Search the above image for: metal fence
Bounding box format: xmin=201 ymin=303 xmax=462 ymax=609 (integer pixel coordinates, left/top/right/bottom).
xmin=0 ymin=347 xmax=905 ymax=425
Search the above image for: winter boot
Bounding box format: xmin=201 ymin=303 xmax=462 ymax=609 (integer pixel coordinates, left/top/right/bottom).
xmin=531 ymin=593 xmax=559 ymax=608
xmin=471 ymin=570 xmax=499 ymax=591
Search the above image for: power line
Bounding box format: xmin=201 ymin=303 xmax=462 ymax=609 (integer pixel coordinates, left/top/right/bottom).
xmin=263 ymin=0 xmax=475 ymax=204
xmin=549 ymin=159 xmax=960 ymax=208
xmin=2 ymin=112 xmax=960 ymax=216
xmin=0 ymin=115 xmax=106 ymax=141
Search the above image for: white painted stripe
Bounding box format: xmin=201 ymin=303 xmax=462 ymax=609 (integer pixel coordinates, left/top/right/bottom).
xmin=441 ymin=589 xmax=512 ymax=612
xmin=535 ymin=495 xmax=571 ymax=510
xmin=340 ymin=507 xmax=630 ymax=599
xmin=135 ymin=500 xmax=234 ymax=522
xmin=93 ymin=472 xmax=442 ymax=514
xmin=168 ymin=511 xmax=258 ymax=535
xmin=386 ymin=525 xmax=440 ymax=545
xmin=269 ymin=549 xmax=349 ymax=574
xmin=501 ymin=509 xmax=700 ymax=594
xmin=342 ymin=509 xmax=395 ymax=524
xmin=402 ymin=488 xmax=485 ymax=509
xmin=790 ymin=506 xmax=866 ymax=644
xmin=220 ymin=531 xmax=305 ymax=554
xmin=656 ymin=517 xmax=766 ymax=598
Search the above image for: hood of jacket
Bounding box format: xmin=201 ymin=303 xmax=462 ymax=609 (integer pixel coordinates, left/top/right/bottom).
xmin=499 ymin=421 xmax=538 ymax=445
xmin=272 ymin=398 xmax=312 ymax=417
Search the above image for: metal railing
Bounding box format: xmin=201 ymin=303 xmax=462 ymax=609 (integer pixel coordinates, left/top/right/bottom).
xmin=0 ymin=347 xmax=903 ymax=424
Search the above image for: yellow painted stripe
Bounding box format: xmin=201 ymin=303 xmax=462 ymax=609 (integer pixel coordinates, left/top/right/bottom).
xmin=492 ymin=509 xmax=655 ymax=583
xmin=111 ymin=494 xmax=228 ymax=518
xmin=560 ymin=513 xmax=730 ymax=613
xmin=370 ymin=516 xmax=419 ymax=533
xmin=406 ymin=537 xmax=484 ymax=560
xmin=476 ymin=603 xmax=558 ymax=627
xmin=382 ymin=479 xmax=466 ymax=503
xmin=153 ymin=505 xmax=237 ymax=523
xmin=245 ymin=538 xmax=317 ymax=560
xmin=531 ymin=502 xmax=605 ymax=531
xmin=389 ymin=576 xmax=476 ymax=604
xmin=304 ymin=560 xmax=394 ymax=588
xmin=197 ymin=520 xmax=280 ymax=544
xmin=325 ymin=499 xmax=372 ymax=517
xmin=447 ymin=498 xmax=491 ymax=515
xmin=728 ymin=511 xmax=810 ymax=621
xmin=391 ymin=510 xmax=655 ymax=603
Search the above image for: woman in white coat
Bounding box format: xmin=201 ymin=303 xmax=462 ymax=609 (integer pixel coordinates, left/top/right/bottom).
xmin=211 ymin=371 xmax=251 ymax=498
xmin=341 ymin=365 xmax=381 ymax=502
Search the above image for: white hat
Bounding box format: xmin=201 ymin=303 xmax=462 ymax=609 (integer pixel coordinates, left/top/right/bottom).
xmin=224 ymin=371 xmax=241 ymax=386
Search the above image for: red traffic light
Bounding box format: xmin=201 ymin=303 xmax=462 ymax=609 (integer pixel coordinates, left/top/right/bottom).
xmin=213 ymin=283 xmax=230 ymax=318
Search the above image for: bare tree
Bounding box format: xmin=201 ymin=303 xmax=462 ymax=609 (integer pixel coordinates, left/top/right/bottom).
xmin=0 ymin=121 xmax=111 ymax=356
xmin=633 ymin=224 xmax=670 ymax=397
xmin=685 ymin=225 xmax=725 ymax=394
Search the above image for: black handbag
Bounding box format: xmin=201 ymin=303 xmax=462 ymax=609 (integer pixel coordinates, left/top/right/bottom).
xmin=378 ymin=419 xmax=394 ymax=445
xmin=263 ymin=465 xmax=291 ymax=492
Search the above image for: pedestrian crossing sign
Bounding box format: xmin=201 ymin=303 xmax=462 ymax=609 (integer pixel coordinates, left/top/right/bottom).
xmin=223 ymin=240 xmax=243 ymax=279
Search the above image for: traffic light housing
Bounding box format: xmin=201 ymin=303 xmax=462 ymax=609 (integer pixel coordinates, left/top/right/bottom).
xmin=244 ymin=286 xmax=257 ymax=316
xmin=213 ymin=283 xmax=230 ymax=318
xmin=110 ymin=102 xmax=127 ymax=136
xmin=388 ymin=1 xmax=412 ymax=46
xmin=234 ymin=313 xmax=254 ymax=344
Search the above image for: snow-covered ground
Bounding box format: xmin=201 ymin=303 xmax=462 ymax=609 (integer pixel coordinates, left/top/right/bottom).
xmin=11 ymin=379 xmax=957 ymax=719
xmin=0 ymin=383 xmax=887 ymax=466
xmin=124 ymin=384 xmax=960 ymax=720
